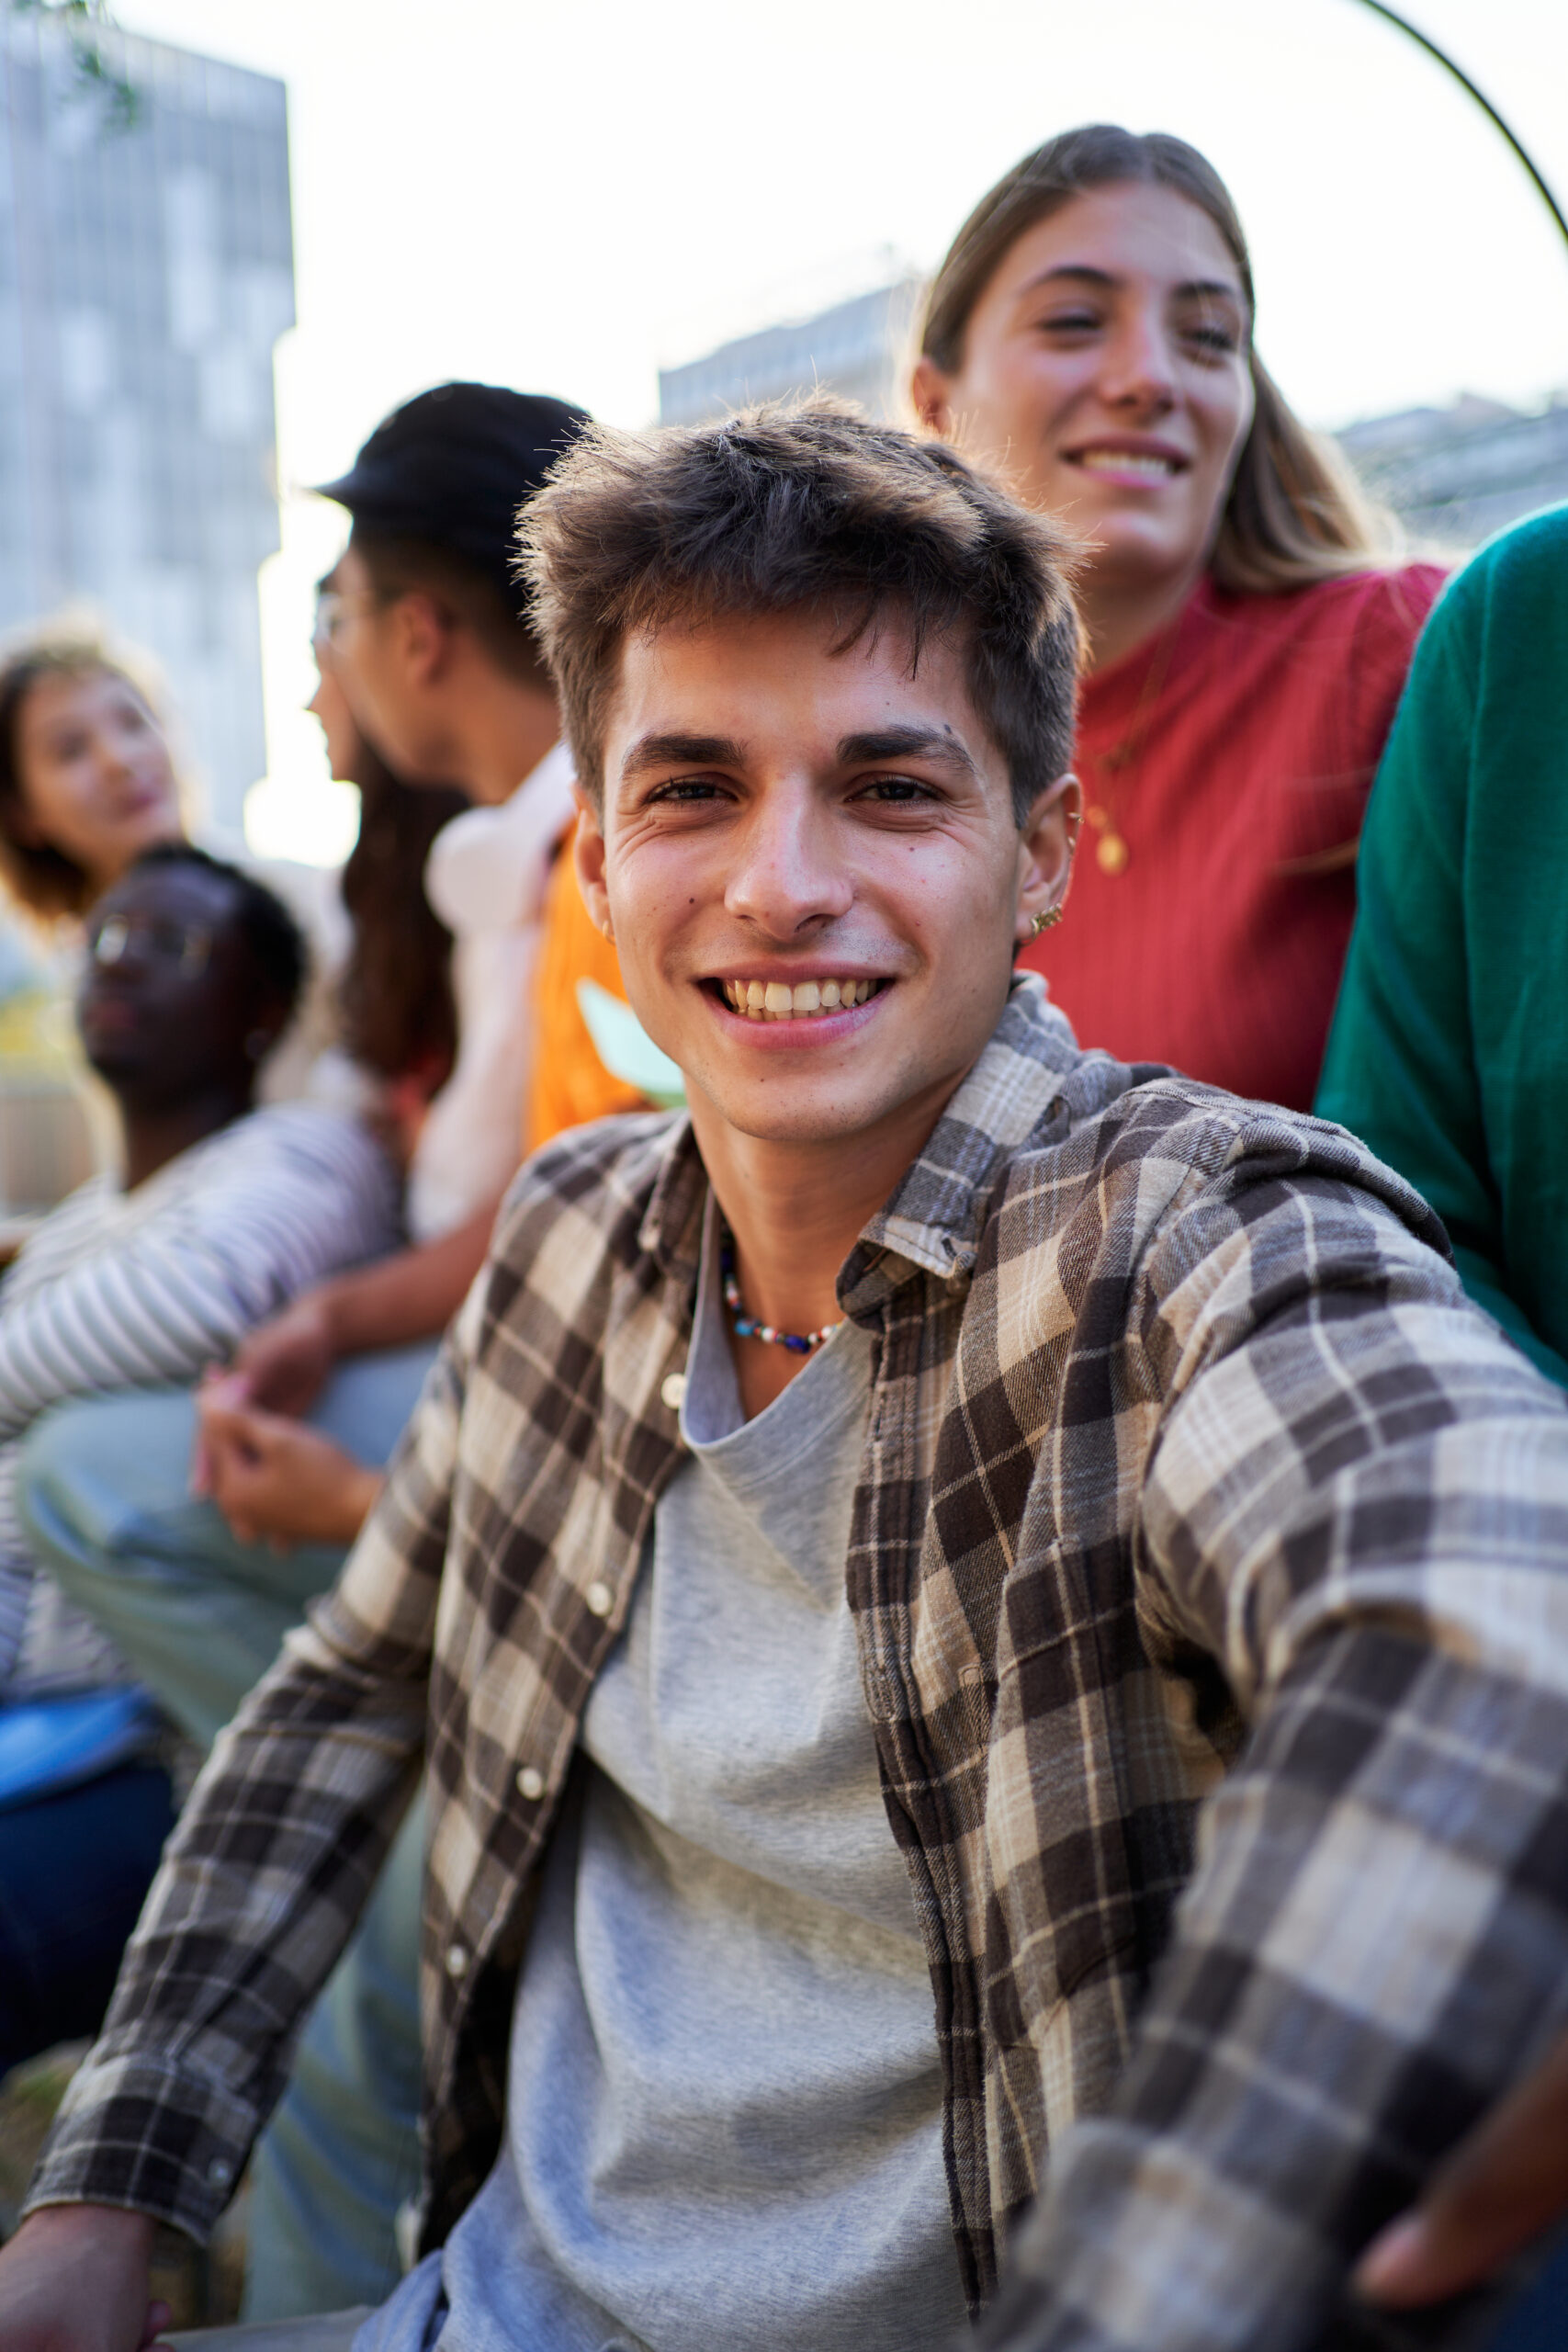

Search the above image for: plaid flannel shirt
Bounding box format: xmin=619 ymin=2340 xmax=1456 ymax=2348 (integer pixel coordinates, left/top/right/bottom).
xmin=32 ymin=977 xmax=1568 ymax=2351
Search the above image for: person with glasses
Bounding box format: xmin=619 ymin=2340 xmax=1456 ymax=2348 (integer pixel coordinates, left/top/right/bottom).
xmin=16 ymin=383 xmax=596 ymax=2321
xmin=0 ymin=843 xmax=397 ymax=2082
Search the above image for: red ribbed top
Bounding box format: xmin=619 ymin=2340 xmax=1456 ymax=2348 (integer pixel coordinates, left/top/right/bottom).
xmin=1021 ymin=564 xmax=1447 ymax=1111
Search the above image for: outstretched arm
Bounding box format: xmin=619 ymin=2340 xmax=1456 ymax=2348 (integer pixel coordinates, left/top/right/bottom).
xmin=983 ymin=1136 xmax=1568 ymax=2352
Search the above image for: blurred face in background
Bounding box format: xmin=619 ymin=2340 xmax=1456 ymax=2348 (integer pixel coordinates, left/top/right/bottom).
xmin=913 ymin=180 xmax=1255 ymax=620
xmin=77 ymin=858 xmax=275 ymax=1104
xmin=309 ymin=612 xmax=370 ymax=784
xmin=13 ymin=667 xmax=183 ymax=897
xmin=313 ymin=546 xmax=449 ymax=784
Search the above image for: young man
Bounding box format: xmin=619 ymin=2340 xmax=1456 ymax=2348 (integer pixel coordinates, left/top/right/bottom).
xmin=7 ymin=408 xmax=1568 ymax=2352
xmin=0 ymin=844 xmax=396 ymax=2073
xmin=17 ymin=383 xmax=592 ymax=2316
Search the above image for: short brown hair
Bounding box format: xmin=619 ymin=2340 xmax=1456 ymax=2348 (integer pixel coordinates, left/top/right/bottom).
xmin=0 ymin=633 xmax=165 ymax=920
xmin=920 ymin=125 xmax=1389 ymax=595
xmin=516 ymin=401 xmax=1082 ymax=825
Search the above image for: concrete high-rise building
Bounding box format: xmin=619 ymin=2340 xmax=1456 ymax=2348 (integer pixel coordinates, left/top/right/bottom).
xmin=659 ymin=280 xmax=921 ymax=429
xmin=0 ymin=12 xmax=294 ymax=831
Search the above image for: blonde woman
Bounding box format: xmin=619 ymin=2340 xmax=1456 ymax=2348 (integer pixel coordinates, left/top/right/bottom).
xmin=913 ymin=124 xmax=1445 ymax=1110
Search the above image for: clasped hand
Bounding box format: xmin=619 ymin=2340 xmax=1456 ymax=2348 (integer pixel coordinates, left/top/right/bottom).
xmin=191 ymin=1298 xmax=381 ymax=1550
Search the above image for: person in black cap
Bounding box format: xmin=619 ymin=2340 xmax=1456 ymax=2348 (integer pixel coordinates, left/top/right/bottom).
xmin=17 ymin=381 xmax=593 ymax=2320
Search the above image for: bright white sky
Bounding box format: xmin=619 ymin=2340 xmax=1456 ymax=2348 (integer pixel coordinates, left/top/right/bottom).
xmin=114 ymin=0 xmax=1568 ymax=861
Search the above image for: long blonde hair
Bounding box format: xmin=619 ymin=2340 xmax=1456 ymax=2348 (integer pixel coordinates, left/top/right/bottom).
xmin=919 ymin=125 xmax=1391 ymax=594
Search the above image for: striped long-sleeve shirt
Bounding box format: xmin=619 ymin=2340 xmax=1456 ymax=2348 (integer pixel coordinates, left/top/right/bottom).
xmin=0 ymin=1102 xmax=400 ymax=1694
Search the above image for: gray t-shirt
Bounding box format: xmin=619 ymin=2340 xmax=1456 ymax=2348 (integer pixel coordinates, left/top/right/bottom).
xmin=361 ymin=1209 xmax=967 ymax=2352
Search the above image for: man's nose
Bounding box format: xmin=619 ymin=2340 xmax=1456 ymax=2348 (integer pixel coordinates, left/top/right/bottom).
xmin=724 ymin=786 xmax=855 ymax=934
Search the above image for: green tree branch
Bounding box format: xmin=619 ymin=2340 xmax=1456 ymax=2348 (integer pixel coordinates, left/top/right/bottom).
xmin=8 ymin=0 xmax=140 ymax=129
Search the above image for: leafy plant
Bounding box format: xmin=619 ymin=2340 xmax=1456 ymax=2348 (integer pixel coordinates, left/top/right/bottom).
xmin=9 ymin=0 xmax=140 ymax=129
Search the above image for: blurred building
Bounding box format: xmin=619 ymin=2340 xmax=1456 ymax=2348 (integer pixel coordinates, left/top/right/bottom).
xmin=0 ymin=13 xmax=293 ymax=833
xmin=659 ymin=280 xmax=921 ymax=427
xmin=1337 ymin=393 xmax=1568 ymax=551
xmin=661 ymin=277 xmax=1568 ymax=557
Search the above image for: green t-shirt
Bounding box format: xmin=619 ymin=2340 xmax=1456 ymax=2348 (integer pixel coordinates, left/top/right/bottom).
xmin=1316 ymin=504 xmax=1568 ymax=1388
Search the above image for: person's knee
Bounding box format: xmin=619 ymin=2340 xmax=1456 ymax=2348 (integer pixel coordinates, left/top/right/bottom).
xmin=17 ymin=1401 xmax=111 ymax=1560
xmin=17 ymin=1390 xmax=198 ymax=1578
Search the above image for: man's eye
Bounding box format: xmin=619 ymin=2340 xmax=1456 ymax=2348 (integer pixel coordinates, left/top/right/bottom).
xmin=857 ymin=775 xmax=937 ymax=805
xmin=1037 ymin=310 xmax=1100 ymax=336
xmin=648 ymin=777 xmax=727 ymax=804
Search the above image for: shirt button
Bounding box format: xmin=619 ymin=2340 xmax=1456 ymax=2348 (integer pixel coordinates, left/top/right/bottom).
xmin=585 ymin=1580 xmax=614 ymax=1619
xmin=207 ymin=2158 xmax=232 ymax=2189
xmin=444 ymin=1942 xmax=469 ymax=1980
xmin=660 ymin=1372 xmax=687 ymax=1412
xmin=515 ymin=1765 xmax=545 ymax=1802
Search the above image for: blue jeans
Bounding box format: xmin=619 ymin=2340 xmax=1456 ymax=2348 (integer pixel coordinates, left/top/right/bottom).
xmin=18 ymin=1347 xmax=435 ymax=2318
xmin=0 ymin=1757 xmax=175 ymax=2075
xmin=1487 ymin=2235 xmax=1568 ymax=2349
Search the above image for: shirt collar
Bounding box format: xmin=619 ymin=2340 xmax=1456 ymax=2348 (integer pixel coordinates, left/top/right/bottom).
xmin=637 ymin=975 xmax=1087 ymax=1316
xmin=845 ymin=974 xmax=1083 ymax=1306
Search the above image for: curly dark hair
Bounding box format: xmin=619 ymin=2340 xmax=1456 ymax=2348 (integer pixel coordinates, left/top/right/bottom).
xmin=125 ymin=842 xmax=309 ymax=1023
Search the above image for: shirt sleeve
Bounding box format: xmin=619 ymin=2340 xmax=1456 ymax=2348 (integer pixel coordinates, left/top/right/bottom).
xmin=980 ymin=1124 xmax=1568 ymax=2351
xmin=0 ymin=1111 xmax=399 ymax=1440
xmin=1316 ymin=568 xmax=1568 ymax=1389
xmin=22 ymin=1266 xmax=471 ymax=2242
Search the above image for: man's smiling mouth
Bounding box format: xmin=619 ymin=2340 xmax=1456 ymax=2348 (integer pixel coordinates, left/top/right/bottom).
xmin=713 ymin=977 xmax=886 ymax=1022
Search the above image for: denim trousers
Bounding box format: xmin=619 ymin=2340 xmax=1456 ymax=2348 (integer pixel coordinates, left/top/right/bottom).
xmin=18 ymin=1346 xmax=435 ymax=2320
xmin=0 ymin=1757 xmax=175 ymax=2076
xmin=165 ymin=2314 xmax=372 ymax=2350
xmin=1485 ymin=2235 xmax=1568 ymax=2350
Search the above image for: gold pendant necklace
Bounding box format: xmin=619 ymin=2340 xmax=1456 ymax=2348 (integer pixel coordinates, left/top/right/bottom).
xmin=1083 ymin=615 xmax=1184 ymax=879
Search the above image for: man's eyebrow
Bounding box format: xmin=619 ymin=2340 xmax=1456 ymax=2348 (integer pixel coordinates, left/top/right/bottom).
xmin=1018 ymin=264 xmax=1244 ymax=304
xmin=838 ymin=727 xmax=980 ymax=779
xmin=619 ymin=731 xmax=747 ymax=779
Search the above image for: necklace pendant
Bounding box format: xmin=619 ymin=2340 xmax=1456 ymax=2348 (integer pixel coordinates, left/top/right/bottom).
xmin=1096 ymin=831 xmax=1130 ymax=876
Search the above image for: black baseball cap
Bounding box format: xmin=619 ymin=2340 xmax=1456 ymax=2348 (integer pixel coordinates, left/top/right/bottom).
xmin=313 ymin=382 xmax=591 ymax=606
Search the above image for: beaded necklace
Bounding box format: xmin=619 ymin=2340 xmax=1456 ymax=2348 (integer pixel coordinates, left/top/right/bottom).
xmin=720 ymin=1245 xmax=841 ymax=1354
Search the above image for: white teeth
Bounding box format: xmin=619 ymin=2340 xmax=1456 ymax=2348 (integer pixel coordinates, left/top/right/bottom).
xmin=1077 ymin=449 xmax=1176 ymax=478
xmin=720 ymin=977 xmax=879 ymax=1021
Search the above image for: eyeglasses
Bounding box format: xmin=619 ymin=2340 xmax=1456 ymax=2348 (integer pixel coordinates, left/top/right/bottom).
xmin=312 ymin=586 xmax=383 ymax=651
xmin=87 ymin=911 xmax=212 ymax=977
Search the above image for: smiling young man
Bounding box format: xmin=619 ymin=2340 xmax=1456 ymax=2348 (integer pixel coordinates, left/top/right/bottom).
xmin=5 ymin=408 xmax=1568 ymax=2352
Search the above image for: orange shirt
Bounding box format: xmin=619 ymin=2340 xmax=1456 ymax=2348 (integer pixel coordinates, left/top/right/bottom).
xmin=525 ymin=833 xmax=646 ymax=1151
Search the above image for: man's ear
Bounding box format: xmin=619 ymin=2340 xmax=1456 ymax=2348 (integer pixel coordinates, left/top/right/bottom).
xmin=910 ymin=356 xmax=954 ymax=437
xmin=1014 ymin=772 xmax=1081 ymax=948
xmin=572 ymin=787 xmax=615 ymax=944
xmin=389 ymin=592 xmax=455 ymax=687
